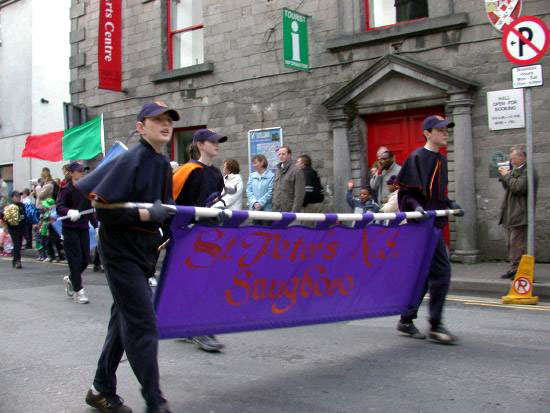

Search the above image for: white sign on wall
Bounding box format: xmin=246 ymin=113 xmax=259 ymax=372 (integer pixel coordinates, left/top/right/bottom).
xmin=487 ymin=89 xmax=525 ymax=130
xmin=512 ymin=65 xmax=543 ymax=88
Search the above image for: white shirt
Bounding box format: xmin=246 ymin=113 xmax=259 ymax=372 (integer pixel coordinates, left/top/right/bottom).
xmin=214 ymin=173 xmax=244 ymax=210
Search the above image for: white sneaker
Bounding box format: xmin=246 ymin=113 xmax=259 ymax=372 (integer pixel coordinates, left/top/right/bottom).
xmin=148 ymin=277 xmax=158 ymax=287
xmin=74 ymin=288 xmax=89 ymax=304
xmin=63 ymin=276 xmax=74 ymax=297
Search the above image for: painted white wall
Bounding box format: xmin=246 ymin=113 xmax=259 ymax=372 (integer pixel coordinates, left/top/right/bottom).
xmin=28 ymin=0 xmax=71 ymax=182
xmin=0 ymin=0 xmax=70 ymax=189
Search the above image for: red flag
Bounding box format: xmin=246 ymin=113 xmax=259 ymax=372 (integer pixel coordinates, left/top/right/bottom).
xmin=21 ymin=131 xmax=64 ymax=161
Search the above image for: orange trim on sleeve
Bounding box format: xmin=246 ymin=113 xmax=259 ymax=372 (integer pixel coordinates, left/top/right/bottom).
xmin=172 ymin=162 xmax=203 ymax=200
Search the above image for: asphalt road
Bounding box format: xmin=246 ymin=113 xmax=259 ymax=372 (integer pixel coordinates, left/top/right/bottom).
xmin=1 ymin=257 xmax=549 ymax=413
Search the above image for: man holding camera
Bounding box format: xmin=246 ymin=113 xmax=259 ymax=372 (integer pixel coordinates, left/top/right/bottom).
xmin=498 ymin=145 xmax=538 ymax=279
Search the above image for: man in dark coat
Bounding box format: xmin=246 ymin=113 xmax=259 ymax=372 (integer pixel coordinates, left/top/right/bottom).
xmin=498 ymin=145 xmax=538 ymax=279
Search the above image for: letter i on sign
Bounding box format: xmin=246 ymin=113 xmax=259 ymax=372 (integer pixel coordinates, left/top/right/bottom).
xmin=291 ymin=21 xmax=301 ymax=62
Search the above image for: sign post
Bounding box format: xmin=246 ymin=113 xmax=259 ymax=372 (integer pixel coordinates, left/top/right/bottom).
xmin=503 ymin=15 xmax=549 ymax=258
xmin=500 ymin=17 xmax=548 ymax=302
xmin=283 ymin=8 xmax=310 ymax=72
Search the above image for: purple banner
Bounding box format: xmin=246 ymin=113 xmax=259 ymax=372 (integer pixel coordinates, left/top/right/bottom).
xmin=155 ymin=208 xmax=439 ymax=339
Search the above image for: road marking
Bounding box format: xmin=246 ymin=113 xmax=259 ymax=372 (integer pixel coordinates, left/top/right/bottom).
xmin=447 ymin=296 xmax=550 ymax=311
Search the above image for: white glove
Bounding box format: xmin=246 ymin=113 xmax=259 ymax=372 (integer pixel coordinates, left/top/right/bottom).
xmin=67 ymin=209 xmax=81 ymax=222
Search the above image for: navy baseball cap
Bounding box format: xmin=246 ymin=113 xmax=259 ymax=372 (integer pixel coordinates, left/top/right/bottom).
xmin=67 ymin=161 xmax=85 ymax=173
xmin=192 ymin=129 xmax=228 ymax=143
xmin=137 ymin=101 xmax=180 ymax=123
xmin=422 ymin=115 xmax=455 ymax=131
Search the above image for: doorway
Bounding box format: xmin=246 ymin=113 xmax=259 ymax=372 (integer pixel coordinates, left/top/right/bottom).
xmin=365 ymin=107 xmax=450 ymax=245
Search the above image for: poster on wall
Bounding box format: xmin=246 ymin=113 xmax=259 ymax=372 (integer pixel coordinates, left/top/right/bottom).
xmin=487 ymin=89 xmax=525 ymax=130
xmin=247 ymin=128 xmax=283 ymax=173
xmin=98 ymin=0 xmax=122 ymax=91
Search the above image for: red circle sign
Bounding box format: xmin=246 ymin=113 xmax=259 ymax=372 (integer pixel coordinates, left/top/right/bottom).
xmin=502 ymin=16 xmax=550 ymax=65
xmin=512 ymin=277 xmax=531 ymax=295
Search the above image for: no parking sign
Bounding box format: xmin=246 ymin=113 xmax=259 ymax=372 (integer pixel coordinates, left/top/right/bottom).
xmin=502 ymin=16 xmax=550 ymax=65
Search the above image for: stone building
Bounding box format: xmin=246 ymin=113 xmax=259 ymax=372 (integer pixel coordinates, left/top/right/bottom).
xmin=68 ymin=0 xmax=550 ymax=262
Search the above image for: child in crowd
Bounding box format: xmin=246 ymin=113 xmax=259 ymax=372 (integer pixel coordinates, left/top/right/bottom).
xmin=346 ymin=180 xmax=379 ymax=214
xmin=38 ymin=198 xmax=55 ymax=261
xmin=2 ymin=191 xmax=27 ymax=268
xmin=380 ymin=175 xmax=399 ymax=213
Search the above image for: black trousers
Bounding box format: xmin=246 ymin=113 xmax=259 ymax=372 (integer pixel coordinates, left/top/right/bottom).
xmin=401 ymin=230 xmax=451 ymax=328
xmin=47 ymin=225 xmax=64 ymax=260
xmin=93 ymin=247 xmax=101 ymax=267
xmin=7 ymin=225 xmax=24 ymax=263
xmin=62 ymin=227 xmax=89 ymax=292
xmin=93 ymin=228 xmax=165 ymax=408
xmin=23 ymin=222 xmax=33 ymax=248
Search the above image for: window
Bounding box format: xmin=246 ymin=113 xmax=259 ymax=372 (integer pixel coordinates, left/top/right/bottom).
xmin=167 ymin=0 xmax=204 ymax=70
xmin=365 ymin=0 xmax=428 ymax=30
xmin=170 ymin=126 xmax=205 ymax=163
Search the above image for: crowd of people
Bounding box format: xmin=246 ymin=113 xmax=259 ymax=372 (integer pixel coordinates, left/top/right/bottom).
xmin=3 ymin=101 xmax=533 ymax=413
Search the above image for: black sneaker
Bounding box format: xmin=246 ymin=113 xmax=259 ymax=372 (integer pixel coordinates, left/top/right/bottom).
xmin=500 ymin=270 xmax=515 ymax=279
xmin=192 ymin=335 xmax=225 ymax=352
xmin=146 ymin=402 xmax=173 ymax=413
xmin=397 ymin=321 xmax=426 ymax=339
xmin=428 ymin=325 xmax=458 ymax=344
xmin=85 ymin=388 xmax=133 ymax=412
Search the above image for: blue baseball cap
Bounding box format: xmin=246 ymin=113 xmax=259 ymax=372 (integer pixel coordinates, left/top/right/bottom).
xmin=422 ymin=115 xmax=455 ymax=131
xmin=67 ymin=161 xmax=85 ymax=173
xmin=137 ymin=101 xmax=180 ymax=122
xmin=192 ymin=129 xmax=228 ymax=143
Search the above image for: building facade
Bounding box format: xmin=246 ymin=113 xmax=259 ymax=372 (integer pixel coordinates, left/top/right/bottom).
xmin=68 ymin=0 xmax=550 ymax=262
xmin=0 ymin=0 xmax=71 ymax=190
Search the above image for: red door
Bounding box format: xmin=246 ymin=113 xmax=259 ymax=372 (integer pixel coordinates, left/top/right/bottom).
xmin=365 ymin=107 xmax=450 ymax=244
xmin=366 ymin=107 xmax=446 ymax=166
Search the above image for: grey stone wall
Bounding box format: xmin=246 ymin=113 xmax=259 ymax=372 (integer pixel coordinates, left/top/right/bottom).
xmin=70 ymin=0 xmax=550 ymax=261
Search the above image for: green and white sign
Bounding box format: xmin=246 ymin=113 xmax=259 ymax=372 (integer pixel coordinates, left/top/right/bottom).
xmin=283 ymin=8 xmax=310 ymax=72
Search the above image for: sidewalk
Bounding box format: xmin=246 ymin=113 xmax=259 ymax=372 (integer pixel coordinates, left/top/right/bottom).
xmin=20 ymin=249 xmax=550 ymax=301
xmin=450 ymin=261 xmax=550 ymax=301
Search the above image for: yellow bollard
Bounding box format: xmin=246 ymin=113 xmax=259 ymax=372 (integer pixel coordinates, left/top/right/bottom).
xmin=502 ymin=255 xmax=539 ymax=305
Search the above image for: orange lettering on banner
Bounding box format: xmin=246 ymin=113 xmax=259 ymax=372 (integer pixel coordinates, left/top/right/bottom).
xmin=224 ymin=265 xmax=355 ymax=315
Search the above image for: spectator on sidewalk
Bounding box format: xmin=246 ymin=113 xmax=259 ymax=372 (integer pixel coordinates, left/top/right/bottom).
xmin=21 ymin=188 xmax=35 ymax=249
xmin=1 ymin=191 xmax=26 ymax=269
xmin=498 ymin=145 xmax=538 ymax=280
xmin=214 ymin=159 xmax=243 ymax=210
xmin=246 ymin=154 xmax=274 ymax=225
xmin=272 ymin=146 xmax=305 ymax=213
xmin=380 ymin=175 xmax=399 ymax=213
xmin=346 ymin=180 xmax=379 ymax=214
xmin=369 ymin=147 xmax=401 ymax=204
xmin=297 ymin=154 xmax=324 ymax=215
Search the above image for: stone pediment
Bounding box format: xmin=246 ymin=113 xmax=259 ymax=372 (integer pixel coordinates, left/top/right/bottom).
xmin=323 ymin=54 xmax=479 ymax=112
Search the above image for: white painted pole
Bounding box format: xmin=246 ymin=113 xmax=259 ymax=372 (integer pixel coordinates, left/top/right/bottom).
xmin=525 ymin=87 xmax=535 ymax=256
xmin=93 ymin=201 xmax=463 ymax=223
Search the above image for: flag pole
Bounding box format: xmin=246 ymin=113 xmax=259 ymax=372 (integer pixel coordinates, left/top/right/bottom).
xmin=100 ymin=113 xmax=106 ymax=155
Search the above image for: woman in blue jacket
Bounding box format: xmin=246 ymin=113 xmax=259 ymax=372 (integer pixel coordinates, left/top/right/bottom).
xmin=246 ymin=154 xmax=275 ymax=224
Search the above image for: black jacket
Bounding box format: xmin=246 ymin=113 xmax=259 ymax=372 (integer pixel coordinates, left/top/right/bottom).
xmin=302 ymin=166 xmax=324 ymax=206
xmin=56 ymin=182 xmax=97 ymax=230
